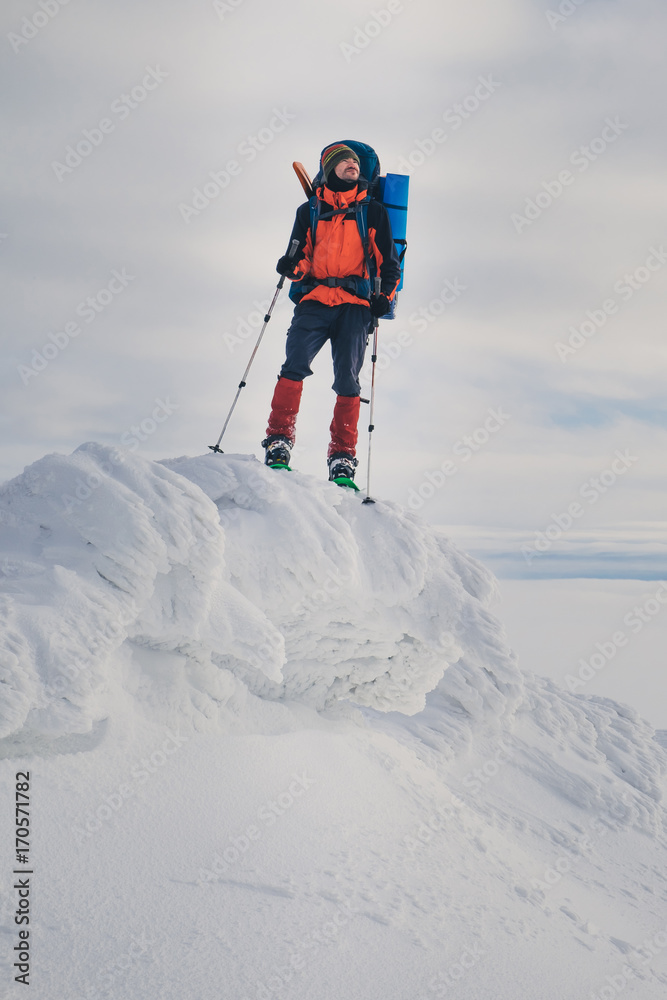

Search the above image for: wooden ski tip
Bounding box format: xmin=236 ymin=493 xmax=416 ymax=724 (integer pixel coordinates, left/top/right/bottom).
xmin=293 ymin=161 xmax=314 ymax=198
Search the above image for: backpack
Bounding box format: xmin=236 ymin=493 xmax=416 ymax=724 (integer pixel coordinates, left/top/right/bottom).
xmin=289 ymin=140 xmax=408 ymax=318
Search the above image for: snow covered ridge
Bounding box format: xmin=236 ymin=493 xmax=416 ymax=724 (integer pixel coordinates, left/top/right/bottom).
xmin=0 ymin=443 xmax=510 ymax=741
xmin=0 ymin=443 xmax=664 ymax=836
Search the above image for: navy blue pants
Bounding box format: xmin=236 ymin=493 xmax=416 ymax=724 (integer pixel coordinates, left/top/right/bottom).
xmin=280 ymin=300 xmax=372 ymax=396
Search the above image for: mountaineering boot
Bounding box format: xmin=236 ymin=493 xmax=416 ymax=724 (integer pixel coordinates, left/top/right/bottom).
xmin=328 ymin=452 xmax=359 ymax=490
xmin=262 ymin=435 xmax=292 ymax=470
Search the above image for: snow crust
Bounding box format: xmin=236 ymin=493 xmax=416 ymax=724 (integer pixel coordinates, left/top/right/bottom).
xmin=0 ymin=443 xmax=496 ymax=739
xmin=0 ymin=444 xmax=666 ymax=999
xmin=1 ymin=445 xmax=663 ymax=824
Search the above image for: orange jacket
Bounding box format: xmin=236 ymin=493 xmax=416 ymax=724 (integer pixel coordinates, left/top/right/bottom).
xmin=288 ymin=181 xmax=401 ymax=308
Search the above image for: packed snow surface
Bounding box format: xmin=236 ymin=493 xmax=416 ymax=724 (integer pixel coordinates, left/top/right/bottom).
xmin=0 ymin=444 xmax=665 ymax=999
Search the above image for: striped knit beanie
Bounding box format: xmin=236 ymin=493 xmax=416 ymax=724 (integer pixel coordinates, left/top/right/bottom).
xmin=321 ymin=143 xmax=360 ymax=182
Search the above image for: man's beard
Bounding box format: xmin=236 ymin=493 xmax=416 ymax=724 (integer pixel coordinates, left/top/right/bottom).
xmin=326 ymin=170 xmax=360 ymax=192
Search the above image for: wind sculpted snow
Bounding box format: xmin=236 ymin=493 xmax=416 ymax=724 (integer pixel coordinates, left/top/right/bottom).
xmin=1 ymin=444 xmax=666 ymax=999
xmin=1 ymin=444 xmax=663 ymax=831
xmin=0 ymin=443 xmax=500 ymax=741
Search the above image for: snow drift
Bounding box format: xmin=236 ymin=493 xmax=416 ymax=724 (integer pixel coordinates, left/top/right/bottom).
xmin=1 ymin=443 xmax=663 ymax=827
xmin=0 ymin=442 xmax=504 ymax=740
xmin=1 ymin=444 xmax=666 ymax=999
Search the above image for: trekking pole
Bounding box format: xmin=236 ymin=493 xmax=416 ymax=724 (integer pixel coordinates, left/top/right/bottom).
xmin=362 ymin=276 xmax=382 ymax=505
xmin=209 ymin=239 xmax=300 ymax=454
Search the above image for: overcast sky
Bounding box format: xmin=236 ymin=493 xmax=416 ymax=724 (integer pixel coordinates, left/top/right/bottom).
xmin=2 ymin=0 xmax=666 ymax=580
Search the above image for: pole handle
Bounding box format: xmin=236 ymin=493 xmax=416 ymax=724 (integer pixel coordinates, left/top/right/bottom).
xmin=373 ymin=276 xmax=382 ymax=328
xmin=277 ymin=239 xmax=301 ymax=290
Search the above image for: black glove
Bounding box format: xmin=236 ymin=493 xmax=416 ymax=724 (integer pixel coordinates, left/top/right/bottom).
xmin=369 ymin=292 xmax=391 ymax=318
xmin=276 ymin=253 xmax=302 ymax=278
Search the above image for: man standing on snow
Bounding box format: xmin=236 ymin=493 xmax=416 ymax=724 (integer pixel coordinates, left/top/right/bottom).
xmin=262 ymin=142 xmax=401 ymax=486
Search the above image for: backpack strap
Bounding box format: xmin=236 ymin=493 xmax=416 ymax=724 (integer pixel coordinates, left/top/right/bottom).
xmin=309 ymin=195 xmax=319 ymax=240
xmin=354 ymin=198 xmax=376 ymax=286
xmin=307 ymin=195 xmax=376 ymax=296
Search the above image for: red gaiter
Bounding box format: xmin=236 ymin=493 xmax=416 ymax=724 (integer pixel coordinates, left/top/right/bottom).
xmin=328 ymin=395 xmax=361 ymax=458
xmin=265 ymin=377 xmax=303 ymax=443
